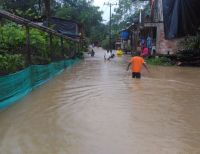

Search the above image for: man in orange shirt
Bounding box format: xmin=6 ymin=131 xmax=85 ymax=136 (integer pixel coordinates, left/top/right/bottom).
xmin=127 ymin=52 xmax=149 ymax=79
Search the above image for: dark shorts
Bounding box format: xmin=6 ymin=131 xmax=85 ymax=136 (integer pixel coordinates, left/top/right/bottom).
xmin=132 ymin=72 xmax=141 ymax=79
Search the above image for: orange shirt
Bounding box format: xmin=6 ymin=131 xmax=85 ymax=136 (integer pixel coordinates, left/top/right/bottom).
xmin=129 ymin=56 xmax=144 ymax=73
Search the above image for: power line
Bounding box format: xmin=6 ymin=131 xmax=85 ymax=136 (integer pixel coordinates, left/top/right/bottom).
xmin=104 ymin=2 xmax=118 ymax=53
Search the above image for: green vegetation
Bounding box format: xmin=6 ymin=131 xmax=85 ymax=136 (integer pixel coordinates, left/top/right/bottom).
xmin=0 ymin=23 xmax=25 ymax=54
xmin=1 ymin=0 xmax=107 ymax=45
xmin=146 ymin=33 xmax=200 ymax=67
xmin=180 ymin=34 xmax=200 ymax=50
xmin=177 ymin=33 xmax=200 ymax=66
xmin=112 ymin=0 xmax=149 ymax=32
xmin=146 ymin=57 xmax=173 ymax=66
xmin=0 ymin=22 xmax=77 ymax=65
xmin=0 ymin=54 xmax=25 ymax=75
xmin=0 ymin=22 xmax=84 ymax=74
xmin=1 ymin=0 xmax=42 ymax=20
xmin=108 ymin=0 xmax=149 ymax=49
xmin=101 ymin=37 xmax=110 ymax=51
xmin=0 ymin=0 xmax=109 ymax=75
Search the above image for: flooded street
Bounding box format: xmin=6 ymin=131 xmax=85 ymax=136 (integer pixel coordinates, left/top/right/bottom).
xmin=0 ymin=47 xmax=200 ymax=154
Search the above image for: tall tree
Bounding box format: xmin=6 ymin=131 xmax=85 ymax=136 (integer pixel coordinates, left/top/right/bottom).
xmin=43 ymin=0 xmax=51 ymax=25
xmin=55 ymin=0 xmax=104 ymax=39
xmin=1 ymin=0 xmax=108 ymax=44
xmin=0 ymin=0 xmax=42 ymax=19
xmin=112 ymin=0 xmax=149 ymax=31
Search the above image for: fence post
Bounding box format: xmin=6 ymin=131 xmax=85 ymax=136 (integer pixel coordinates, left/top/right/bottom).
xmin=78 ymin=42 xmax=80 ymax=53
xmin=49 ymin=33 xmax=53 ymax=61
xmin=75 ymin=42 xmax=77 ymax=56
xmin=130 ymin=32 xmax=133 ymax=51
xmin=60 ymin=37 xmax=66 ymax=68
xmin=60 ymin=37 xmax=64 ymax=59
xmin=26 ymin=26 xmax=31 ymax=65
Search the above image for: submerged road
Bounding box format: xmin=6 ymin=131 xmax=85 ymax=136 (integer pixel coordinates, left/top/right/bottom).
xmin=0 ymin=47 xmax=200 ymax=154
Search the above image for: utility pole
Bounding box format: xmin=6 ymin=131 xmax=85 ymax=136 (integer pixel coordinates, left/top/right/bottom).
xmin=104 ymin=2 xmax=117 ymax=53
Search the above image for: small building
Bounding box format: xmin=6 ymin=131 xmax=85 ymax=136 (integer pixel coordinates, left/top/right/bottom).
xmin=143 ymin=0 xmax=180 ymax=54
xmin=124 ymin=0 xmax=181 ymax=55
xmin=119 ymin=30 xmax=130 ymax=50
xmin=119 ymin=0 xmax=200 ymax=55
xmin=49 ymin=17 xmax=83 ymax=39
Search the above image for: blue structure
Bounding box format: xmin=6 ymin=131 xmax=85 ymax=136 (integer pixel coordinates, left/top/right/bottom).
xmin=120 ymin=30 xmax=129 ymax=40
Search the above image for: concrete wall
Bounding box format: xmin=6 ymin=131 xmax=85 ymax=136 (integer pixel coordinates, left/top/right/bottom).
xmin=156 ymin=23 xmax=181 ymax=54
xmin=144 ymin=22 xmax=182 ymax=54
xmin=150 ymin=0 xmax=182 ymax=54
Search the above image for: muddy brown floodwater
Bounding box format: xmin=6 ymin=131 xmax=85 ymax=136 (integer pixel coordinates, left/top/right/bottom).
xmin=0 ymin=47 xmax=200 ymax=154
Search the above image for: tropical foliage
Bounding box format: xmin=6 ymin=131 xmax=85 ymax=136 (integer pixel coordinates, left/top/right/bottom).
xmin=107 ymin=0 xmax=150 ymax=49
xmin=0 ymin=23 xmax=26 ymax=55
xmin=146 ymin=56 xmax=173 ymax=66
xmin=0 ymin=54 xmax=25 ymax=75
xmin=0 ymin=22 xmax=76 ymax=65
xmin=176 ymin=32 xmax=200 ymax=66
xmin=101 ymin=37 xmax=110 ymax=51
xmin=0 ymin=0 xmax=109 ymax=75
xmin=0 ymin=0 xmax=107 ymax=44
xmin=180 ymin=34 xmax=200 ymax=50
xmin=112 ymin=0 xmax=149 ymax=33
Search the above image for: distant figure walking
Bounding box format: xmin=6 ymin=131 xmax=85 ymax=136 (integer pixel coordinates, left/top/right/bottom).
xmin=140 ymin=37 xmax=146 ymax=50
xmin=146 ymin=36 xmax=152 ymax=54
xmin=127 ymin=52 xmax=149 ymax=79
xmin=91 ymin=49 xmax=95 ymax=57
xmin=141 ymin=47 xmax=149 ymax=58
xmin=104 ymin=50 xmax=111 ymax=61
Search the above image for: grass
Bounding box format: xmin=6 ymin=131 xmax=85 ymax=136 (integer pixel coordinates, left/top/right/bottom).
xmin=146 ymin=56 xmax=173 ymax=66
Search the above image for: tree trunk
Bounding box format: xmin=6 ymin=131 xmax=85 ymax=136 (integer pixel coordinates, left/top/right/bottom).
xmin=43 ymin=0 xmax=51 ymax=26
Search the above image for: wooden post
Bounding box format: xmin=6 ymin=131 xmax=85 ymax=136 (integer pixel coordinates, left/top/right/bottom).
xmin=60 ymin=37 xmax=66 ymax=68
xmin=74 ymin=42 xmax=77 ymax=57
xmin=133 ymin=29 xmax=139 ymax=54
xmin=75 ymin=42 xmax=77 ymax=55
xmin=26 ymin=26 xmax=31 ymax=65
xmin=130 ymin=32 xmax=133 ymax=51
xmin=78 ymin=42 xmax=80 ymax=53
xmin=60 ymin=37 xmax=64 ymax=59
xmin=49 ymin=33 xmax=53 ymax=61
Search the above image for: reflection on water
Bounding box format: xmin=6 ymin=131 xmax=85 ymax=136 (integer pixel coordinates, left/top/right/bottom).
xmin=0 ymin=47 xmax=200 ymax=154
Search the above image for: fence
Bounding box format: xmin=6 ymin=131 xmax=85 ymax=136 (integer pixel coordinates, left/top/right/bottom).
xmin=0 ymin=58 xmax=79 ymax=110
xmin=0 ymin=10 xmax=82 ymax=110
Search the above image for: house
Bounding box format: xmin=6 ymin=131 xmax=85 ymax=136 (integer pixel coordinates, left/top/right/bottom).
xmin=144 ymin=0 xmax=180 ymax=54
xmin=123 ymin=0 xmax=181 ymax=55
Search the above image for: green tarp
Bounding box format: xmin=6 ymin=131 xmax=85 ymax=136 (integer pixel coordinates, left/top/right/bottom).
xmin=0 ymin=58 xmax=79 ymax=110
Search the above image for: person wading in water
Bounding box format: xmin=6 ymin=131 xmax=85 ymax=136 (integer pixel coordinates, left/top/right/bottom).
xmin=104 ymin=50 xmax=111 ymax=61
xmin=127 ymin=52 xmax=149 ymax=79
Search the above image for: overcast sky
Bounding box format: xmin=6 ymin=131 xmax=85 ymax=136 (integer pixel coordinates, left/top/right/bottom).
xmin=93 ymin=0 xmax=118 ymax=22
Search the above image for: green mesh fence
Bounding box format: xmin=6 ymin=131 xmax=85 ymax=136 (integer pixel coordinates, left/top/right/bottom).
xmin=0 ymin=58 xmax=79 ymax=110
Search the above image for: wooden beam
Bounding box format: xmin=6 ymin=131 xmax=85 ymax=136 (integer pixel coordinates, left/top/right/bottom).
xmin=0 ymin=9 xmax=79 ymax=42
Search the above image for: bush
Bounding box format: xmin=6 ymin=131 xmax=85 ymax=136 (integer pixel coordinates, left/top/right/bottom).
xmin=180 ymin=34 xmax=200 ymax=50
xmin=146 ymin=56 xmax=173 ymax=66
xmin=0 ymin=23 xmax=73 ymax=64
xmin=0 ymin=54 xmax=25 ymax=75
xmin=177 ymin=33 xmax=200 ymax=66
xmin=76 ymin=52 xmax=84 ymax=59
xmin=80 ymin=37 xmax=89 ymax=53
xmin=0 ymin=22 xmax=81 ymax=74
xmin=101 ymin=37 xmax=110 ymax=50
xmin=0 ymin=23 xmax=26 ymax=54
xmin=28 ymin=29 xmax=49 ymax=63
